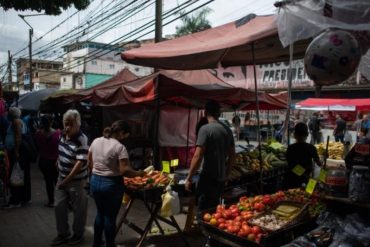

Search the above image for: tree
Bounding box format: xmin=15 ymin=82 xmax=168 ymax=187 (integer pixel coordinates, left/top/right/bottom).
xmin=175 ymin=7 xmax=212 ymax=37
xmin=0 ymin=0 xmax=90 ymax=15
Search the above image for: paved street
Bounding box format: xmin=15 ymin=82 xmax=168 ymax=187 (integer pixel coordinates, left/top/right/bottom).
xmin=0 ymin=164 xmax=205 ymax=247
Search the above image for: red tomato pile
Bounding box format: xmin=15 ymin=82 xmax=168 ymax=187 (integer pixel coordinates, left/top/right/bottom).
xmin=124 ymin=171 xmax=169 ymax=190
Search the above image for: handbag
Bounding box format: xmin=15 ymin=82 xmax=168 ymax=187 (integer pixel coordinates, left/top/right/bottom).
xmin=10 ymin=162 xmax=24 ymax=187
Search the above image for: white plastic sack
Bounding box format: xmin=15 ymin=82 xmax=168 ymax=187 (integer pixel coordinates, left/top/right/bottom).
xmin=160 ymin=186 xmax=180 ymax=217
xmin=10 ymin=162 xmax=24 ymax=187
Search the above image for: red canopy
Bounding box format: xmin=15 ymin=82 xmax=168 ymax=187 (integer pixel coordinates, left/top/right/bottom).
xmin=78 ymin=70 xmax=285 ymax=109
xmin=295 ymin=98 xmax=370 ymax=111
xmin=121 ymin=14 xmax=309 ymax=69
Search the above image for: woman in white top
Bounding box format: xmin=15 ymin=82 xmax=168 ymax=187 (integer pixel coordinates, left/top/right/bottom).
xmin=88 ymin=120 xmax=144 ymax=247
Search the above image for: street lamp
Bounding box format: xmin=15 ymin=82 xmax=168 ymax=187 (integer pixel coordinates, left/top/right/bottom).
xmin=18 ymin=13 xmax=46 ymax=91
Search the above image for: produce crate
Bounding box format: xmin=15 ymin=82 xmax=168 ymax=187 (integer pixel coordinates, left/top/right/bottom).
xmin=200 ymin=207 xmax=317 ymax=247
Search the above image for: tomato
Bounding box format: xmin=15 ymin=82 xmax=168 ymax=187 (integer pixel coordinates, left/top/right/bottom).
xmin=237 ymin=230 xmax=248 ymax=237
xmin=218 ymin=223 xmax=226 ymax=229
xmin=251 ymin=226 xmax=261 ymax=235
xmin=227 ymin=225 xmax=234 ymax=233
xmin=254 ymin=202 xmax=265 ymax=212
xmin=222 ymin=209 xmax=232 ymax=219
xmin=230 ymin=207 xmax=240 ymax=215
xmin=203 ymin=213 xmax=212 ymax=222
xmin=262 ymin=195 xmax=272 ymax=205
xmin=214 ymin=213 xmax=222 ymax=220
xmin=239 ymin=196 xmax=248 ymax=203
xmin=242 ymin=224 xmax=251 ymax=235
xmin=247 ymin=233 xmax=256 ymax=242
xmin=210 ymin=218 xmax=217 ymax=226
xmin=233 ymin=220 xmax=241 ymax=227
xmin=216 ymin=205 xmax=225 ymax=213
xmin=234 ymin=216 xmax=242 ymax=222
xmin=217 ymin=218 xmax=225 ymax=225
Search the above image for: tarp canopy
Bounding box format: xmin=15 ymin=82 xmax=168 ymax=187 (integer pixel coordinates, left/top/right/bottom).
xmin=77 ymin=70 xmax=285 ymax=109
xmin=121 ymin=14 xmax=310 ymax=70
xmin=12 ymin=88 xmax=57 ymax=111
xmin=295 ymin=98 xmax=370 ymax=111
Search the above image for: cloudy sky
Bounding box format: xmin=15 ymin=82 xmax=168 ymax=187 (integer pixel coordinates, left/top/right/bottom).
xmin=0 ymin=0 xmax=277 ymax=75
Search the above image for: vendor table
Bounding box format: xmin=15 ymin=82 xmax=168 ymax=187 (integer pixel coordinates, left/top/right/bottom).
xmin=115 ymin=187 xmax=190 ymax=247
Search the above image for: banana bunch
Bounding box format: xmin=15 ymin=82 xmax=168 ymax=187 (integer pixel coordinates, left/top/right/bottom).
xmin=315 ymin=142 xmax=344 ymax=160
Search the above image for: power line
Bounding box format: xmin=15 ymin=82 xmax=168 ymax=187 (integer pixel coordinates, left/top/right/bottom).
xmin=38 ymin=0 xmax=213 ymax=80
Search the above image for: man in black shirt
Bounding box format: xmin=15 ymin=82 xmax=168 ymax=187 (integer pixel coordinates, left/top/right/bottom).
xmin=334 ymin=114 xmax=346 ymax=143
xmin=284 ymin=123 xmax=322 ymax=189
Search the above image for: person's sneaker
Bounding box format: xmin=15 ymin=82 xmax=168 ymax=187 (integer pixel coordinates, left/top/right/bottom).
xmin=51 ymin=235 xmax=70 ymax=246
xmin=68 ymin=235 xmax=83 ymax=245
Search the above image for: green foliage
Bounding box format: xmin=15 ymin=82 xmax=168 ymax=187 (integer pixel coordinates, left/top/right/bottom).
xmin=0 ymin=0 xmax=91 ymax=15
xmin=175 ymin=7 xmax=212 ymax=37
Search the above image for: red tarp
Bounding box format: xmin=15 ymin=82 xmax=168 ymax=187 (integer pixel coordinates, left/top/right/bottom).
xmin=121 ymin=15 xmax=309 ymax=69
xmin=79 ymin=70 xmax=286 ymax=109
xmin=295 ymin=98 xmax=370 ymax=111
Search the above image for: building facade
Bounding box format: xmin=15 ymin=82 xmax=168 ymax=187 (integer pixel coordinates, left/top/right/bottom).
xmin=16 ymin=58 xmax=63 ymax=91
xmin=60 ymin=41 xmax=152 ymax=89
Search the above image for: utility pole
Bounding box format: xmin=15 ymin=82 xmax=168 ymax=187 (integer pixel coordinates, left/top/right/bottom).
xmin=8 ymin=50 xmax=12 ymax=84
xmin=155 ymin=0 xmax=162 ymax=43
xmin=29 ymin=29 xmax=33 ymax=91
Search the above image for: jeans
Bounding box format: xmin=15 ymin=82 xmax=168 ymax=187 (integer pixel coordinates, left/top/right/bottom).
xmin=90 ymin=174 xmax=124 ymax=247
xmin=55 ymin=178 xmax=88 ymax=237
xmin=335 ymin=134 xmax=344 ymax=143
xmin=39 ymin=158 xmax=58 ymax=204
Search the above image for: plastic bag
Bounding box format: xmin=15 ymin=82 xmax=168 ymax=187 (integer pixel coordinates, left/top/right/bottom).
xmin=10 ymin=162 xmax=24 ymax=187
xmin=160 ymin=186 xmax=180 ymax=217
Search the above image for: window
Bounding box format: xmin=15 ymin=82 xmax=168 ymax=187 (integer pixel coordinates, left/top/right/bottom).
xmin=63 ymin=78 xmax=66 ymax=82
xmin=109 ymin=64 xmax=115 ymax=69
xmin=91 ymin=60 xmax=97 ymax=65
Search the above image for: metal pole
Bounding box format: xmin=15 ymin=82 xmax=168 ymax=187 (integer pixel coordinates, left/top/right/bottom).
xmin=251 ymin=43 xmax=263 ymax=193
xmin=185 ymin=107 xmax=191 ymax=167
xmin=286 ymin=44 xmax=294 ymax=145
xmin=153 ymin=76 xmax=161 ymax=169
xmin=29 ymin=28 xmax=33 ymax=91
xmin=155 ymin=0 xmax=163 ymax=43
xmin=8 ymin=50 xmax=12 ymax=84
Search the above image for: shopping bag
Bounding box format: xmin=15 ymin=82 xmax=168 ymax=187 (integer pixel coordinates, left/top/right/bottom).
xmin=160 ymin=186 xmax=180 ymax=217
xmin=10 ymin=162 xmax=24 ymax=187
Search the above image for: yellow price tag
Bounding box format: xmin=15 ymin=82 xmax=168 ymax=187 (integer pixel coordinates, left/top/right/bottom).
xmin=170 ymin=159 xmax=179 ymax=167
xmin=305 ymin=179 xmax=317 ymax=194
xmin=162 ymin=161 xmax=170 ymax=173
xmin=292 ymin=165 xmax=306 ymax=176
xmin=318 ymin=168 xmax=327 ymax=183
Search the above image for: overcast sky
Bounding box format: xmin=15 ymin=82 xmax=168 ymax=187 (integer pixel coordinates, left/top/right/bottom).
xmin=0 ymin=0 xmax=277 ymax=70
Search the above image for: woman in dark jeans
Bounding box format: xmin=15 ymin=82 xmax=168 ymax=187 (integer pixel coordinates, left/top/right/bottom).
xmin=35 ymin=115 xmax=60 ymax=207
xmin=88 ymin=121 xmax=145 ymax=247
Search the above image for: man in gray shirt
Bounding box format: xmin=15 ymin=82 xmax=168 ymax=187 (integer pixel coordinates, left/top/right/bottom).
xmin=185 ymin=101 xmax=235 ymax=213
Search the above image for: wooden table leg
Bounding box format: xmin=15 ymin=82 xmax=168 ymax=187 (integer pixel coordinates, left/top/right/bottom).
xmin=170 ymin=216 xmax=190 ymax=247
xmin=144 ymin=202 xmax=165 ymax=235
xmin=115 ymin=198 xmax=134 ymax=237
xmin=184 ymin=197 xmax=196 ymax=232
xmin=136 ymin=203 xmax=162 ymax=247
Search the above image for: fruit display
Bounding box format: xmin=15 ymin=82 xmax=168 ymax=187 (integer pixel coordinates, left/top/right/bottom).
xmin=124 ymin=170 xmax=170 ymax=190
xmin=202 ymin=189 xmax=326 ymax=244
xmin=228 ymin=141 xmax=288 ymax=181
xmin=315 ymin=141 xmax=344 ymax=160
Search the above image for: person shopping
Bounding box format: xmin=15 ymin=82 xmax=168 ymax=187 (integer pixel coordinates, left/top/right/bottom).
xmin=284 ymin=123 xmax=322 ymax=189
xmin=88 ymin=120 xmax=145 ymax=247
xmin=35 ymin=114 xmax=61 ymax=207
xmin=52 ymin=110 xmax=89 ymax=246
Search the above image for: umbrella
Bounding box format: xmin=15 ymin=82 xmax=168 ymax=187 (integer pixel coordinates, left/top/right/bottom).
xmin=12 ymin=88 xmax=57 ymax=111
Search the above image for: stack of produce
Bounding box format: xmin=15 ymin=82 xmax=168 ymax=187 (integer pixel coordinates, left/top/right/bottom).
xmin=202 ymin=189 xmax=326 ymax=242
xmin=124 ymin=170 xmax=170 ymax=190
xmin=315 ymin=142 xmax=344 ymax=160
xmin=228 ymin=141 xmax=288 ymax=180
